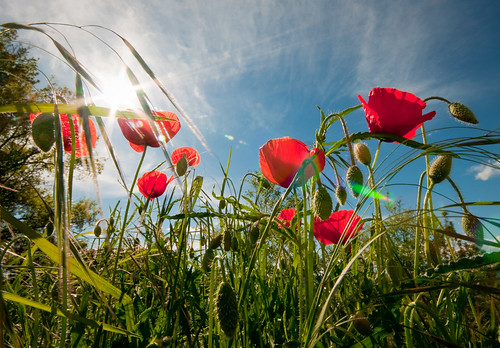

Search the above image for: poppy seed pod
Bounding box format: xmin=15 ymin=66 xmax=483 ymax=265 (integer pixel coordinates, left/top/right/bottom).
xmin=462 ymin=212 xmax=483 ymax=240
xmin=449 ymin=102 xmax=478 ymax=125
xmin=312 ymin=186 xmax=333 ymax=220
xmin=175 ymin=153 xmax=188 ymax=176
xmin=428 ymin=155 xmax=453 ymax=184
xmin=346 ymin=165 xmax=364 ymax=198
xmin=31 ymin=113 xmax=55 ymax=152
xmin=336 ymin=185 xmax=347 ymax=205
xmin=354 ymin=142 xmax=371 ymax=166
xmin=215 ymin=282 xmax=239 ymax=338
xmin=209 ymin=234 xmax=223 ymax=249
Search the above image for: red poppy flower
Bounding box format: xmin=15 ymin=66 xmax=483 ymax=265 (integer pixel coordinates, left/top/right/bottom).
xmin=171 ymin=147 xmax=201 ymax=167
xmin=358 ymin=88 xmax=436 ymax=140
xmin=313 ymin=210 xmax=363 ymax=245
xmin=118 ymin=111 xmax=181 ymax=152
xmin=137 ymin=171 xmax=173 ymax=200
xmin=277 ymin=208 xmax=296 ymax=228
xmin=259 ymin=137 xmax=325 ymax=188
xmin=30 ymin=113 xmax=97 ymax=157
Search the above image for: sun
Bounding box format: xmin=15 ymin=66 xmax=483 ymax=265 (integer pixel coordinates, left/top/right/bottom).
xmin=96 ymin=70 xmax=141 ymax=110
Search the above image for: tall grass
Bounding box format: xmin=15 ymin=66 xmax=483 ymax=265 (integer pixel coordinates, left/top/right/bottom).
xmin=1 ymin=22 xmax=500 ymax=347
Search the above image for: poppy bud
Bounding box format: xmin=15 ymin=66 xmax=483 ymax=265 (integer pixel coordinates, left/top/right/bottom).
xmin=249 ymin=221 xmax=260 ymax=244
xmin=201 ymin=249 xmax=215 ymax=272
xmin=45 ymin=221 xmax=54 ymax=237
xmin=219 ymin=199 xmax=227 ymax=211
xmin=462 ymin=212 xmax=483 ymax=240
xmin=223 ymin=229 xmax=232 ymax=251
xmin=449 ymin=102 xmax=478 ymax=125
xmin=428 ymin=155 xmax=453 ymax=184
xmin=93 ymin=223 xmax=102 ymax=238
xmin=216 ymin=282 xmax=239 ymax=338
xmin=351 ymin=314 xmax=372 ymax=336
xmin=176 ymin=153 xmax=189 ymax=176
xmin=261 ymin=177 xmax=271 ymax=190
xmin=335 ymin=185 xmax=347 ymax=205
xmin=209 ymin=234 xmax=223 ymax=249
xmin=354 ymin=142 xmax=371 ymax=166
xmin=312 ymin=186 xmax=333 ymax=220
xmin=31 ymin=113 xmax=55 ymax=152
xmin=346 ymin=165 xmax=363 ymax=198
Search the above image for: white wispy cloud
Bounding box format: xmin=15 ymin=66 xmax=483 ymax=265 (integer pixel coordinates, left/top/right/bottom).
xmin=470 ymin=161 xmax=500 ymax=181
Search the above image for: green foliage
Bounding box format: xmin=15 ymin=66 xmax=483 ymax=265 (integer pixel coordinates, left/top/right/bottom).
xmin=1 ymin=23 xmax=499 ymax=347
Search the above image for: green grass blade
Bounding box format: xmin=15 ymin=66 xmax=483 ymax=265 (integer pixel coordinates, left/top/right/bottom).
xmin=1 ymin=292 xmax=137 ymax=337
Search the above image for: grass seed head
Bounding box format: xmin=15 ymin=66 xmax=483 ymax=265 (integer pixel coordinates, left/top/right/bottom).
xmin=201 ymin=249 xmax=215 ymax=272
xmin=216 ymin=282 xmax=239 ymax=338
xmin=209 ymin=234 xmax=223 ymax=249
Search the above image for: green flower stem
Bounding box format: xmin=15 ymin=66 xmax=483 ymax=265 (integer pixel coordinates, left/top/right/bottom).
xmin=111 ymin=146 xmax=147 ymax=283
xmin=208 ymin=256 xmax=219 ymax=348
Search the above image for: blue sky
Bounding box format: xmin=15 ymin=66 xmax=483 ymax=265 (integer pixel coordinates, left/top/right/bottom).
xmin=1 ymin=1 xmax=499 ymax=237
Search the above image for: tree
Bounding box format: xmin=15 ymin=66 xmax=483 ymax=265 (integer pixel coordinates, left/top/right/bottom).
xmin=0 ymin=29 xmax=99 ymax=242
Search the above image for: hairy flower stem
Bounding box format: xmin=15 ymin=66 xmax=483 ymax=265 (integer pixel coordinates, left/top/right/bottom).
xmin=304 ymin=185 xmax=315 ymax=318
xmin=414 ymin=171 xmax=427 ymax=282
xmin=339 ymin=116 xmax=355 ymax=166
xmin=53 ymin=102 xmax=69 ymax=348
xmin=368 ymin=165 xmax=384 ymax=277
xmin=424 ymin=96 xmax=452 ymax=104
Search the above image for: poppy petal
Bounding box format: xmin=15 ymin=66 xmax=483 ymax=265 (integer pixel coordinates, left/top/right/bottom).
xmin=60 ymin=114 xmax=97 ymax=157
xmin=313 ymin=210 xmax=363 ymax=245
xmin=154 ymin=111 xmax=181 ymax=142
xmin=358 ymin=87 xmax=436 ymax=141
xmin=137 ymin=171 xmax=171 ymax=200
xmin=259 ymin=137 xmax=325 ymax=188
xmin=171 ymin=147 xmax=200 ymax=167
xmin=277 ymin=208 xmax=296 ymax=228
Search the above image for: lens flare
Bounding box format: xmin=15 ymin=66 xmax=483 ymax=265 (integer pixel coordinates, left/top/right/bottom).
xmin=351 ymin=183 xmax=393 ymax=203
xmin=225 ymin=134 xmax=235 ymax=141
